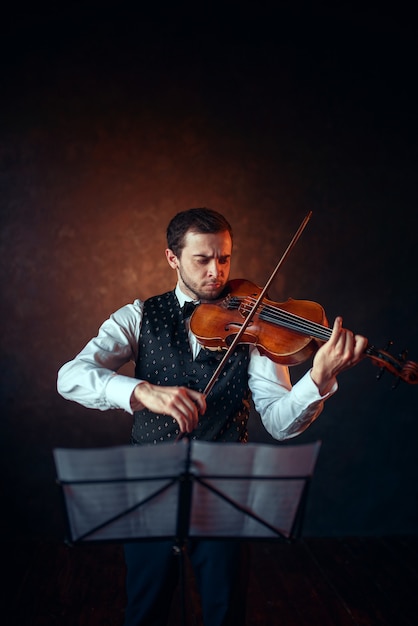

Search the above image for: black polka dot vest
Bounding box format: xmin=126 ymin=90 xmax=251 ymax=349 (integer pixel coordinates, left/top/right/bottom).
xmin=132 ymin=290 xmax=251 ymax=444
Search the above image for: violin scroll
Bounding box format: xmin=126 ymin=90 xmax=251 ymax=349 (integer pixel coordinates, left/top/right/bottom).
xmin=365 ymin=344 xmax=418 ymax=386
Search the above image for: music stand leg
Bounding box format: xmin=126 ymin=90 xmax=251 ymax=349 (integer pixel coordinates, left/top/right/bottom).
xmin=173 ymin=542 xmax=188 ymax=626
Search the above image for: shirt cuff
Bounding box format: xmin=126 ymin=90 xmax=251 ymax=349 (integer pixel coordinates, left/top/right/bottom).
xmin=105 ymin=374 xmax=142 ymax=414
xmin=292 ymin=369 xmax=338 ymax=403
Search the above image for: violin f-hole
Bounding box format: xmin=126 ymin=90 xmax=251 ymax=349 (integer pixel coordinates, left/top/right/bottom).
xmin=224 ymin=322 xmax=257 ymax=346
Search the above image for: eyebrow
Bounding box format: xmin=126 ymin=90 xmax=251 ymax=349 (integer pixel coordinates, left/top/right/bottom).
xmin=193 ymin=253 xmax=231 ymax=260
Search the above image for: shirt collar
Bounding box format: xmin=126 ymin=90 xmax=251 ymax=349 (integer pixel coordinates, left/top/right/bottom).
xmin=175 ymin=284 xmax=200 ymax=308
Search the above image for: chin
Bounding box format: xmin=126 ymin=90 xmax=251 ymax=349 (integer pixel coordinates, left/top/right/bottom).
xmin=202 ymin=286 xmax=224 ymax=300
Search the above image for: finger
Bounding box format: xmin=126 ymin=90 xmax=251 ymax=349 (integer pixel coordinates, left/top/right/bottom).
xmin=171 ymin=403 xmax=197 ymax=433
xmin=329 ymin=316 xmax=343 ymax=345
xmin=174 ymin=413 xmax=189 ymax=433
xmin=174 ymin=390 xmax=202 ymax=431
xmin=343 ymin=328 xmax=355 ymax=354
xmin=174 ymin=388 xmax=206 ymax=422
xmin=171 ymin=404 xmax=197 ymax=433
xmin=352 ymin=334 xmax=368 ymax=361
xmin=187 ymin=389 xmax=207 ymax=414
xmin=178 ymin=390 xmax=202 ymax=419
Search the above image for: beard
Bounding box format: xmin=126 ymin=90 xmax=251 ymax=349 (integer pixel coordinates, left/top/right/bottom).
xmin=178 ymin=267 xmax=226 ymax=302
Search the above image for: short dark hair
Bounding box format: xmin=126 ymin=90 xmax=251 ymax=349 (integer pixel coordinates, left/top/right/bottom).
xmin=166 ymin=208 xmax=233 ymax=257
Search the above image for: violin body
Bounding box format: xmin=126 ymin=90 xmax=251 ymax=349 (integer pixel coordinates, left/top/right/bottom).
xmin=190 ymin=279 xmax=328 ymax=365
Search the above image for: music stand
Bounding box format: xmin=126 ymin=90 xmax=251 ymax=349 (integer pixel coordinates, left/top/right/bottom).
xmin=54 ymin=439 xmax=321 ymax=622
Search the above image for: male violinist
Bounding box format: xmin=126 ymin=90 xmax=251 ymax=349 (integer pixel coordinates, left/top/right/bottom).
xmin=57 ymin=207 xmax=367 ymax=626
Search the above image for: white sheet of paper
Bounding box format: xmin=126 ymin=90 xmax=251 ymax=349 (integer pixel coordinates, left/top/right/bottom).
xmin=189 ymin=441 xmax=321 ymax=538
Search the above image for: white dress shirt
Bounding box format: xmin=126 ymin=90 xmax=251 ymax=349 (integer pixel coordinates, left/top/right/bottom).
xmin=57 ymin=285 xmax=337 ymax=440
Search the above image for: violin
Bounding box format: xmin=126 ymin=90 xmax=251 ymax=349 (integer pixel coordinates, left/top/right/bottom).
xmin=190 ymin=279 xmax=418 ymax=386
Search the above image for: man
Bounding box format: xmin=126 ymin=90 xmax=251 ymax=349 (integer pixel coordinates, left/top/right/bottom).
xmin=57 ymin=207 xmax=367 ymax=625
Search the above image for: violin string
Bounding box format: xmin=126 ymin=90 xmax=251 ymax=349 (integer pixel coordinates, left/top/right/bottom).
xmin=258 ymin=303 xmax=331 ymax=340
xmin=260 ymin=306 xmax=330 ymax=340
xmin=261 ymin=303 xmax=331 ymax=339
xmin=230 ymin=296 xmax=332 ymax=341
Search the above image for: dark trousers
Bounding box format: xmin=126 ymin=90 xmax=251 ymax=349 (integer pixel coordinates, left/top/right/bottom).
xmin=123 ymin=539 xmax=248 ymax=626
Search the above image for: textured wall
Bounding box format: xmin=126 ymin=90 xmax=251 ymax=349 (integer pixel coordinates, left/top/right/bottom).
xmin=1 ymin=7 xmax=417 ymax=539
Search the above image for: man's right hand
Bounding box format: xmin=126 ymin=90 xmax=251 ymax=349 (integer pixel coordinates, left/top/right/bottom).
xmin=130 ymin=381 xmax=206 ymax=433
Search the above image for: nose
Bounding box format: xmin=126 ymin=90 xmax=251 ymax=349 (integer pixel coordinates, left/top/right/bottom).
xmin=208 ymin=259 xmax=222 ymax=278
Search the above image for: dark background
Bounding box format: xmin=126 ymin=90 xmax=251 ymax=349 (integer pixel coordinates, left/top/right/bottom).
xmin=1 ymin=2 xmax=417 ymax=540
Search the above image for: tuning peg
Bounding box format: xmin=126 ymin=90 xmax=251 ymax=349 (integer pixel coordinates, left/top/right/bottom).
xmin=383 ymin=342 xmax=408 ymax=389
xmin=376 ymin=367 xmax=385 ymax=380
xmin=392 ymin=377 xmax=401 ymax=390
xmin=399 ymin=348 xmax=408 ymax=362
xmin=376 ymin=340 xmax=393 ymax=381
xmin=387 ymin=346 xmax=408 ymax=389
xmin=388 ymin=349 xmax=409 ymax=389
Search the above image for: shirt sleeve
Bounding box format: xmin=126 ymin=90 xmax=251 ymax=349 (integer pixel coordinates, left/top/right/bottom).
xmin=57 ymin=300 xmax=144 ymax=414
xmin=248 ymin=347 xmax=338 ymax=440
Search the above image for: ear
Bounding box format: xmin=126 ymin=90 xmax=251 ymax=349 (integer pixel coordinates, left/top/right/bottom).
xmin=165 ymin=248 xmax=179 ymax=269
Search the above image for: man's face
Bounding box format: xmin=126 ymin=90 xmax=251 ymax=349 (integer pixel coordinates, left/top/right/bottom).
xmin=165 ymin=229 xmax=232 ymax=302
